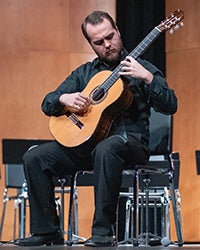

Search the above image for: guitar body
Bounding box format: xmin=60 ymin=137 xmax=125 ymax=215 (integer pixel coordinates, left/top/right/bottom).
xmin=49 ymin=70 xmax=133 ymax=148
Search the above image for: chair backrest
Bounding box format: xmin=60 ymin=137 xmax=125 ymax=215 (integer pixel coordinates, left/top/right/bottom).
xmin=149 ymin=108 xmax=172 ymax=156
xmin=146 ymin=109 xmax=180 ymax=188
xmin=2 ymin=139 xmax=52 ymax=164
xmin=5 ymin=164 xmax=25 ymax=188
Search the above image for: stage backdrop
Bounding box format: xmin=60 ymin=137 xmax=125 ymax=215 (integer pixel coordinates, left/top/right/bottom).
xmin=116 ymin=0 xmax=165 ymax=74
xmin=1 ymin=0 xmax=200 ymax=243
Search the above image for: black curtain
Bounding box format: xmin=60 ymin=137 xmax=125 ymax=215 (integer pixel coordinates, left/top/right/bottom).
xmin=116 ymin=0 xmax=166 ymax=74
xmin=116 ymin=0 xmax=166 ymax=241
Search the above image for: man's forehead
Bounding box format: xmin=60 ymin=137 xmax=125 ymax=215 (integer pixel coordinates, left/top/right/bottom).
xmin=85 ymin=19 xmax=115 ymax=40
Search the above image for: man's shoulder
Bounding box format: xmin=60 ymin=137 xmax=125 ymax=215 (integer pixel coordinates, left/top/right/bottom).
xmin=78 ymin=57 xmax=99 ymax=69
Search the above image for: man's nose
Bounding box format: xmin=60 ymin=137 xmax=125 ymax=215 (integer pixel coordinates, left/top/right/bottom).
xmin=104 ymin=40 xmax=111 ymax=48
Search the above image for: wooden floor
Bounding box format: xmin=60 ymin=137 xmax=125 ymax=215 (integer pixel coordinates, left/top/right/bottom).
xmin=0 ymin=242 xmax=200 ymax=249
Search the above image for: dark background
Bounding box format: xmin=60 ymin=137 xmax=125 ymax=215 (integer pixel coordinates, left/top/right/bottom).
xmin=116 ymin=0 xmax=165 ymax=74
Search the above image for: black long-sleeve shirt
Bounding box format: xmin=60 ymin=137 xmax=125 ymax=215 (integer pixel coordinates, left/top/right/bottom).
xmin=42 ymin=51 xmax=177 ymax=148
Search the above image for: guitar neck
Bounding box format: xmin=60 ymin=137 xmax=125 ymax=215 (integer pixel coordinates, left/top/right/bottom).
xmin=129 ymin=27 xmax=161 ymax=59
xmin=102 ymin=27 xmax=162 ymax=91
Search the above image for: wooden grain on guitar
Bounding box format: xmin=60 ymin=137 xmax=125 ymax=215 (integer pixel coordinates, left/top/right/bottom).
xmin=49 ymin=70 xmax=133 ymax=147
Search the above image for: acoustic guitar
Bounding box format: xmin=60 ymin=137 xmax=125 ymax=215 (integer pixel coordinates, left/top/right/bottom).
xmin=49 ymin=9 xmax=184 ymax=148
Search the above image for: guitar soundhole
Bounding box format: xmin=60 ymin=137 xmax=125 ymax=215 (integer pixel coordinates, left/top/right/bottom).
xmin=90 ymin=86 xmax=107 ymax=104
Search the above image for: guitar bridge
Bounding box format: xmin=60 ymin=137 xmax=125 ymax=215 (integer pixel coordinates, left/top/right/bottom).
xmin=66 ymin=112 xmax=83 ymax=129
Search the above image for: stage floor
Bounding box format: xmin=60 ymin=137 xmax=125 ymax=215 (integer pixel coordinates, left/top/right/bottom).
xmin=0 ymin=243 xmax=200 ymax=249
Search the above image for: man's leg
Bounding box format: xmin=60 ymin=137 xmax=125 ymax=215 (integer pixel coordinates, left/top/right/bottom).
xmin=85 ymin=135 xmax=149 ymax=246
xmin=15 ymin=141 xmax=91 ymax=246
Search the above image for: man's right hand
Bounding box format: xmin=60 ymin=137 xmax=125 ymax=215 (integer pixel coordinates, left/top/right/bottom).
xmin=59 ymin=92 xmax=91 ymax=114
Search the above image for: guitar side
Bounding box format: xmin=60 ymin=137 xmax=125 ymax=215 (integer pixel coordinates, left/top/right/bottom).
xmin=49 ymin=70 xmax=133 ymax=148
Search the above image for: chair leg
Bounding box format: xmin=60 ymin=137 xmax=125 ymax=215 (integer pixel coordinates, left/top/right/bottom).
xmin=169 ymin=178 xmax=184 ymax=246
xmin=66 ymin=174 xmax=75 ymax=246
xmin=66 ymin=172 xmax=88 ymax=246
xmin=71 ymin=185 xmax=79 ymax=243
xmin=124 ymin=198 xmax=131 ymax=241
xmin=18 ymin=197 xmax=27 ymax=239
xmin=144 ymin=178 xmax=151 ymax=246
xmin=160 ymin=188 xmax=170 ymax=239
xmin=168 ymin=153 xmax=184 ymax=246
xmin=0 ymin=188 xmax=8 ymax=240
xmin=58 ymin=178 xmax=66 ymax=234
xmin=133 ymin=169 xmax=139 ymax=246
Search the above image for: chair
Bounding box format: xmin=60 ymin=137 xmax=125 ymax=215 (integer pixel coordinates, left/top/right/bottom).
xmin=66 ymin=108 xmax=183 ymax=247
xmin=0 ymin=163 xmax=27 ymax=240
xmin=119 ymin=153 xmax=182 ymax=246
xmin=118 ymin=109 xmax=183 ymax=246
xmin=0 ymin=139 xmax=52 ymax=240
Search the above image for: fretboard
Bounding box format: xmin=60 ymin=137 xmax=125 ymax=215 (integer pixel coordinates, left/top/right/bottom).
xmin=101 ymin=27 xmax=161 ymax=92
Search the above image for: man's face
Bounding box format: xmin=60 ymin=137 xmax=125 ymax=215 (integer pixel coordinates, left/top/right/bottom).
xmin=85 ymin=18 xmax=123 ymax=65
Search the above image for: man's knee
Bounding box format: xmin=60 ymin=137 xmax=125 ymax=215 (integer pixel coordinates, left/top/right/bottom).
xmin=23 ymin=145 xmax=39 ymax=166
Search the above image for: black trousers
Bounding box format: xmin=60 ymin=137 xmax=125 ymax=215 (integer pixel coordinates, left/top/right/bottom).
xmin=23 ymin=135 xmax=149 ymax=237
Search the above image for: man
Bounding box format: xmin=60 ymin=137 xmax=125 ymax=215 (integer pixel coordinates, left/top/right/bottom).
xmin=14 ymin=10 xmax=177 ymax=247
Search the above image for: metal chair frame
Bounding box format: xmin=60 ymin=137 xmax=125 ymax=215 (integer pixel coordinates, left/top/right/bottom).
xmin=0 ymin=164 xmax=28 ymax=240
xmin=122 ymin=153 xmax=183 ymax=247
xmin=119 ymin=186 xmax=170 ymax=245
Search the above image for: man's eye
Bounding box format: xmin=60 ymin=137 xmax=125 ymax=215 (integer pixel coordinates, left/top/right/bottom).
xmin=94 ymin=40 xmax=103 ymax=46
xmin=107 ymin=34 xmax=114 ymax=40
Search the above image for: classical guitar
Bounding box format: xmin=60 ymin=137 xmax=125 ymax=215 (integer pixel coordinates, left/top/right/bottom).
xmin=49 ymin=9 xmax=184 ymax=148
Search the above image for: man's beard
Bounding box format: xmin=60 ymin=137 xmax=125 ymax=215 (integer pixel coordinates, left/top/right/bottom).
xmin=100 ymin=50 xmax=121 ymax=67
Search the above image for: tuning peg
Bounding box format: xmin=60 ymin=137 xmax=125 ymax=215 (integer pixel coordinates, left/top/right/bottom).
xmin=174 ymin=24 xmax=180 ymax=30
xmin=169 ymin=21 xmax=184 ymax=34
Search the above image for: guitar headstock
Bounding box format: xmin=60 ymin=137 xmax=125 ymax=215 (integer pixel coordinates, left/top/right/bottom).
xmin=157 ymin=9 xmax=184 ymax=33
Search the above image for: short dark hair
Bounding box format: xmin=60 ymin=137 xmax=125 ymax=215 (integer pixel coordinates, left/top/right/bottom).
xmin=81 ymin=11 xmax=117 ymax=43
